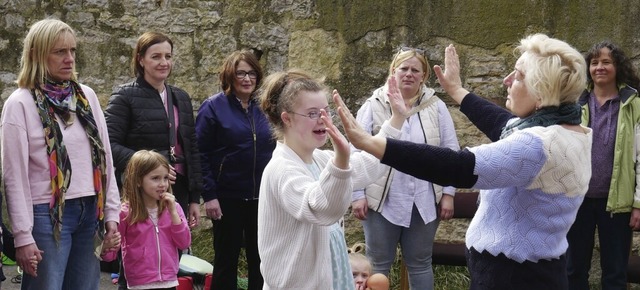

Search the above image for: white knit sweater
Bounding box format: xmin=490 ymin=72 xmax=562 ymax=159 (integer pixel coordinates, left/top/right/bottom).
xmin=258 ymin=122 xmax=400 ymax=290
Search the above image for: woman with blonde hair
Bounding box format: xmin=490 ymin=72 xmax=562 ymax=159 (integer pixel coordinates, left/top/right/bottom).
xmin=338 ymin=34 xmax=592 ymax=289
xmin=1 ymin=18 xmax=121 ymax=290
xmin=351 ymin=46 xmax=459 ymax=289
xmin=256 ymin=69 xmax=404 ymax=289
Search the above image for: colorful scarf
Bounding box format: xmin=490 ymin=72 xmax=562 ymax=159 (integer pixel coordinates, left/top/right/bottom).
xmin=32 ymin=79 xmax=107 ymax=245
xmin=500 ymin=103 xmax=582 ymax=139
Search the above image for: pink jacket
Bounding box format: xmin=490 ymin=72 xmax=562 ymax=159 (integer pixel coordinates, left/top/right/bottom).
xmin=105 ymin=203 xmax=191 ymax=288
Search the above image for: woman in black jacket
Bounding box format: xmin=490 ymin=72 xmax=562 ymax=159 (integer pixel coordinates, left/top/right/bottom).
xmin=105 ymin=31 xmax=202 ymax=227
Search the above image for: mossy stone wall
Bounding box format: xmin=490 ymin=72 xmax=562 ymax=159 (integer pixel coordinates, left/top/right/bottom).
xmin=1 ymin=0 xmax=639 ymax=147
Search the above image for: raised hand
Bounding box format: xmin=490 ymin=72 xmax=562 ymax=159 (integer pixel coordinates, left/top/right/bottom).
xmin=325 ymin=90 xmax=350 ymax=170
xmin=386 ymin=76 xmax=409 ymax=130
xmin=333 ymin=89 xmax=372 ymax=152
xmin=386 ymin=76 xmax=408 ymax=118
xmin=433 ymin=44 xmax=469 ymax=104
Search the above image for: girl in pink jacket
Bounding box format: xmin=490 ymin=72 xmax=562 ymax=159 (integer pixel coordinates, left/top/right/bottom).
xmin=103 ymin=150 xmax=191 ymax=289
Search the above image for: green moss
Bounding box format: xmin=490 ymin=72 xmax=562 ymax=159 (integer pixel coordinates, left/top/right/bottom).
xmin=108 ymin=1 xmax=126 ymax=18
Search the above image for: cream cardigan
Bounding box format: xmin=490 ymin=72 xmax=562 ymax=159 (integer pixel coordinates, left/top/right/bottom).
xmin=258 ymin=121 xmax=400 ymax=290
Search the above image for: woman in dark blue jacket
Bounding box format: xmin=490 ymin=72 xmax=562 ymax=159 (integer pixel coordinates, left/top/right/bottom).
xmin=196 ymin=50 xmax=275 ymax=290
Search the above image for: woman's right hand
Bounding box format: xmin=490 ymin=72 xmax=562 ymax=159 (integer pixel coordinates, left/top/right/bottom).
xmin=386 ymin=75 xmax=409 ymax=130
xmin=433 ymin=44 xmax=469 ymax=104
xmin=351 ymin=198 xmax=368 ymax=220
xmin=16 ymin=243 xmax=43 ymax=277
xmin=205 ymin=199 xmax=223 ymax=220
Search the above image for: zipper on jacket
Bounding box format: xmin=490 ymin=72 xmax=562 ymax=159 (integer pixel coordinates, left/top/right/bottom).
xmin=154 ymin=224 xmax=162 ymax=280
xmin=249 ymin=110 xmax=258 ymax=199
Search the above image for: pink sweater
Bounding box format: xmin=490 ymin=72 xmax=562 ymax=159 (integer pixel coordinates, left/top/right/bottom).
xmin=1 ymin=86 xmax=121 ymax=247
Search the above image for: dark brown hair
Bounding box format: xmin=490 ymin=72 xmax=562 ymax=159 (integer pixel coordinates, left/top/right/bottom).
xmin=219 ymin=50 xmax=263 ymax=95
xmin=131 ymin=32 xmax=173 ymax=77
xmin=585 ymin=41 xmax=640 ymax=90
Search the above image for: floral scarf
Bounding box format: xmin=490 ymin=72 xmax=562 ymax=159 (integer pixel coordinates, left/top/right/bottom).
xmin=500 ymin=103 xmax=582 ymax=139
xmin=32 ymin=79 xmax=107 ymax=245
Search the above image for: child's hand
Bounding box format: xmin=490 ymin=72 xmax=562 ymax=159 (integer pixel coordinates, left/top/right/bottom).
xmin=161 ymin=192 xmax=177 ymax=212
xmin=328 ymin=89 xmax=351 ymax=169
xmin=102 ymin=231 xmax=121 ymax=253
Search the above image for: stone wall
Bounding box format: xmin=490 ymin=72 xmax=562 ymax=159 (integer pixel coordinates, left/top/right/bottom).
xmin=2 ymin=0 xmax=640 ymax=148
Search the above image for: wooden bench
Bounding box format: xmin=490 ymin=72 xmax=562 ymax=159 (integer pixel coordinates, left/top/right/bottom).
xmin=431 ymin=191 xmax=479 ymax=266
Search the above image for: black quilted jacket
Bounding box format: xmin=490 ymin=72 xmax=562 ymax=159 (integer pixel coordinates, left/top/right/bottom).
xmin=105 ymin=76 xmax=203 ymax=203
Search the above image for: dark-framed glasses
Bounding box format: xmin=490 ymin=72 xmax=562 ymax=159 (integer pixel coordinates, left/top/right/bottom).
xmin=236 ymin=70 xmax=258 ymax=80
xmin=289 ymin=109 xmax=335 ymax=120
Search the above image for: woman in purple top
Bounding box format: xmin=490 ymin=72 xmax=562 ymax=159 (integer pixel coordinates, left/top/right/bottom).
xmin=567 ymin=41 xmax=640 ymax=290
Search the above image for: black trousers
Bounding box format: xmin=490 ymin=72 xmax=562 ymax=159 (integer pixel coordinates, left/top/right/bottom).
xmin=210 ymin=198 xmax=262 ymax=290
xmin=466 ymin=247 xmax=568 ymax=290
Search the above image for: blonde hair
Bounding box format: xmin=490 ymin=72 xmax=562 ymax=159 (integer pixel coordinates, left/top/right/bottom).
xmin=17 ymin=18 xmax=78 ymax=89
xmin=257 ymin=69 xmax=327 ymax=139
xmin=349 ymin=252 xmax=372 ymax=274
xmin=516 ymin=34 xmax=586 ymax=107
xmin=388 ymin=48 xmax=431 ymax=105
xmin=122 ymin=150 xmax=172 ymax=224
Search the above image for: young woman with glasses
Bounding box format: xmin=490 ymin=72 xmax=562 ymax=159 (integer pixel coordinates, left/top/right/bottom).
xmin=350 ymin=46 xmax=460 ymax=289
xmin=255 ymin=69 xmax=405 ymax=289
xmin=195 ymin=49 xmax=276 ymax=290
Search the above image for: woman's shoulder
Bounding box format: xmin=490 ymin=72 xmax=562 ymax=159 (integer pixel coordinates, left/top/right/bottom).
xmin=112 ymin=79 xmax=153 ymax=96
xmin=5 ymin=88 xmax=33 ymax=105
xmin=204 ymin=91 xmax=227 ymax=102
xmin=167 ymin=85 xmax=191 ymax=98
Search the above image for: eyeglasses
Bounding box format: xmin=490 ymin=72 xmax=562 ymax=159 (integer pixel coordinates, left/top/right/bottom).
xmin=289 ymin=109 xmax=335 ymax=120
xmin=236 ymin=70 xmax=258 ymax=80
